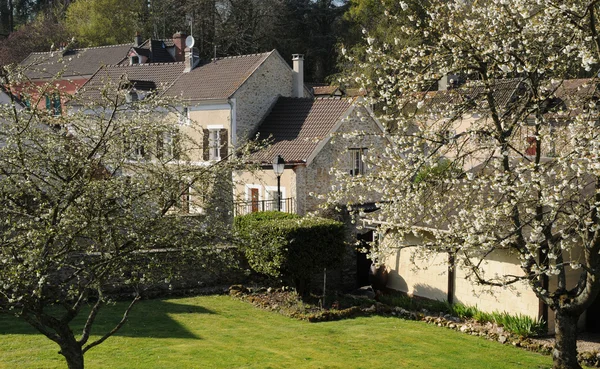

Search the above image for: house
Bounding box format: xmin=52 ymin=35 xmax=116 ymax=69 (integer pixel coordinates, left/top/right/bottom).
xmin=368 ymin=77 xmax=600 ymax=333
xmin=233 ymin=96 xmax=388 ymax=216
xmin=71 ymin=46 xmax=311 ymax=214
xmin=13 ymin=33 xmax=194 ymax=115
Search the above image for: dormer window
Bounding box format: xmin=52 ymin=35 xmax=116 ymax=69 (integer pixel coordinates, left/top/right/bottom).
xmin=130 ymin=55 xmax=140 ymax=65
xmin=126 ymin=90 xmax=138 ymax=103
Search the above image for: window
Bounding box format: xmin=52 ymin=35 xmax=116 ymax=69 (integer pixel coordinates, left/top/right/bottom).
xmin=209 ymin=129 xmax=221 ymax=160
xmin=130 ymin=56 xmax=140 ymax=65
xmin=203 ymin=128 xmax=227 ymax=161
xmin=265 ymin=186 xmax=285 ymax=211
xmin=45 ymin=94 xmax=61 ymax=116
xmin=349 ymin=148 xmax=367 ymax=176
xmin=179 ymin=107 xmax=190 ymax=125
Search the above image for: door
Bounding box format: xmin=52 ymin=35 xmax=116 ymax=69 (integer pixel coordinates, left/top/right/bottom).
xmin=251 ymin=188 xmax=259 ymax=213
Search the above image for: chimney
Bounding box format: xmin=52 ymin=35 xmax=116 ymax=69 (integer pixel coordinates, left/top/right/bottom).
xmin=438 ymin=74 xmax=459 ymax=91
xmin=172 ymin=32 xmax=187 ymax=62
xmin=292 ymin=54 xmax=304 ymax=98
xmin=184 ymin=47 xmax=199 ymax=73
xmin=134 ymin=33 xmax=143 ymax=47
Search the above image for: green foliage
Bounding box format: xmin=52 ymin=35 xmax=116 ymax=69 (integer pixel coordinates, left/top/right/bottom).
xmin=491 ymin=312 xmax=547 ymax=338
xmin=450 ymin=303 xmax=477 ymax=319
xmin=413 ymin=158 xmax=456 ymax=184
xmin=235 ymin=212 xmax=347 ymax=294
xmin=65 ymin=0 xmax=144 ymax=46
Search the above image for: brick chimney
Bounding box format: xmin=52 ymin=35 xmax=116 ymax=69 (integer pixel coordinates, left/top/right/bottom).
xmin=172 ymin=32 xmax=187 ymax=62
xmin=292 ymin=54 xmax=304 ymax=98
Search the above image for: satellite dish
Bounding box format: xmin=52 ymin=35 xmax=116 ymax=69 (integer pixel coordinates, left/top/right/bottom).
xmin=185 ymin=36 xmax=195 ymax=49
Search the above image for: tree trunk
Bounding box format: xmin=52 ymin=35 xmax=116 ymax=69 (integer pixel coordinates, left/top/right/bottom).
xmin=553 ymin=309 xmax=582 ymax=369
xmin=60 ymin=341 xmax=84 ymax=369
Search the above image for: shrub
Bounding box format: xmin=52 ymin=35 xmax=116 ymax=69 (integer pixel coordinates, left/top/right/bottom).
xmin=234 ymin=212 xmax=347 ymax=296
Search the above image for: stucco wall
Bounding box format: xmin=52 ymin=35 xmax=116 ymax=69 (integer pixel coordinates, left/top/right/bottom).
xmin=233 ymin=168 xmax=298 ymax=214
xmin=232 ymin=52 xmax=294 ymax=141
xmin=182 ymin=105 xmax=231 ymax=161
xmin=381 ymin=231 xmax=591 ymax=332
xmin=383 ymin=236 xmax=540 ymax=317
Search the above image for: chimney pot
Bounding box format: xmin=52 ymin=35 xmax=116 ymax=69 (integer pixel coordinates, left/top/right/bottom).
xmin=292 ymin=54 xmax=304 ymax=98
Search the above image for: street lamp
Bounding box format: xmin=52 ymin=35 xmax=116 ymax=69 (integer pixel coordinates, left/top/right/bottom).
xmin=272 ymin=155 xmax=285 ymax=211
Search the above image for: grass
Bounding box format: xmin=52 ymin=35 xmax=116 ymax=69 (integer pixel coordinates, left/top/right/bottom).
xmin=0 ymin=295 xmax=553 ymax=369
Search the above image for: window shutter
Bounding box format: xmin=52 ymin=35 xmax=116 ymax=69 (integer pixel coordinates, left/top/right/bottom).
xmin=202 ymin=129 xmax=210 ymax=161
xmin=219 ymin=129 xmax=228 ymax=160
xmin=45 ymin=95 xmax=51 ymax=111
xmin=156 ymin=133 xmax=163 ymax=159
xmin=172 ymin=132 xmax=180 ymax=160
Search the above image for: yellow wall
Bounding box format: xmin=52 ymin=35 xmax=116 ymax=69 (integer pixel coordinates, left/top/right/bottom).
xmin=178 ymin=106 xmax=231 ymax=162
xmin=233 ymin=168 xmax=299 ymax=214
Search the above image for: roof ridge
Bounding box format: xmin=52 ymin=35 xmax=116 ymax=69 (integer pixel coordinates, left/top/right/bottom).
xmin=211 ymin=51 xmax=271 ymax=62
xmin=102 ymin=61 xmax=185 ymax=68
xmin=27 ymin=43 xmax=134 ymax=56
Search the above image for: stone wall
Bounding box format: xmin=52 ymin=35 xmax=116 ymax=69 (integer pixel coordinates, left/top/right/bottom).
xmin=298 ymin=105 xmax=387 ymax=214
xmin=233 ymin=52 xmax=294 ymax=141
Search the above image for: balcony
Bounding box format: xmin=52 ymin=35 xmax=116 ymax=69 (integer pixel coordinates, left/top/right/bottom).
xmin=234 ymin=197 xmax=296 ymax=216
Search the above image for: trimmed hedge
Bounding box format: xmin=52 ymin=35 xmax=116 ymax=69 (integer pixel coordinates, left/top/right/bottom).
xmin=234 ymin=212 xmax=347 ymax=295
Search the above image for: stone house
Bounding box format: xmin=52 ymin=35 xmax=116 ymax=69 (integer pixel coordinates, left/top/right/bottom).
xmin=234 ymin=96 xmax=388 ymax=216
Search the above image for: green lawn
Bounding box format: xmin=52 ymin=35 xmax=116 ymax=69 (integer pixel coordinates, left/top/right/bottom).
xmin=0 ymin=295 xmax=552 ymax=369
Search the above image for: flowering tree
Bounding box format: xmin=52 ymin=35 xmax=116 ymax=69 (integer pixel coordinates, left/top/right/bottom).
xmin=0 ymin=65 xmax=249 ymax=369
xmin=331 ymin=1 xmax=600 ymax=368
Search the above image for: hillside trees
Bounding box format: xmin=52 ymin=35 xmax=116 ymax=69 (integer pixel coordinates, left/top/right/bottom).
xmin=0 ymin=64 xmax=251 ymax=369
xmin=64 ymin=0 xmax=145 ymax=46
xmin=329 ymin=1 xmax=600 ymax=368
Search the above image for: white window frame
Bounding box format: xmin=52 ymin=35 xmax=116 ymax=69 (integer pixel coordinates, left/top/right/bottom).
xmin=265 ymin=185 xmax=286 ymax=212
xmin=208 ymin=128 xmax=221 ymax=160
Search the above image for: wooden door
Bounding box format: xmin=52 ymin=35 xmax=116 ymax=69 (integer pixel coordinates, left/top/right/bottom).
xmin=251 ymin=188 xmax=259 ymax=213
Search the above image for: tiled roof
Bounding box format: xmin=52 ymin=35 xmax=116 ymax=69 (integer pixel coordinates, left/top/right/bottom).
xmin=312 ymin=85 xmax=341 ymax=96
xmin=250 ymin=97 xmax=353 ymax=163
xmin=421 ymin=79 xmax=522 ymax=111
xmin=74 ymin=62 xmax=185 ymax=104
xmin=163 ymin=51 xmax=273 ymax=101
xmin=20 ymin=44 xmax=132 ymax=79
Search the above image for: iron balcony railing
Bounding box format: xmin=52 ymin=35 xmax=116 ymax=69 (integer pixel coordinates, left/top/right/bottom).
xmin=234 ymin=197 xmax=296 ymax=216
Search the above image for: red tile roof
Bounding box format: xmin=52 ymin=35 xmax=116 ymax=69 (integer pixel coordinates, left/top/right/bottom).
xmin=251 ymin=97 xmax=354 ymax=164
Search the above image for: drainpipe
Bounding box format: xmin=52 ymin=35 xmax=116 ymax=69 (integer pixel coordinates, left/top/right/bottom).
xmin=228 ymin=98 xmax=237 ymax=146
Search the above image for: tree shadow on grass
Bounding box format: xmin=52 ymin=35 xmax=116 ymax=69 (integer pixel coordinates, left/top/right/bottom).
xmin=0 ymin=298 xmax=215 ymax=340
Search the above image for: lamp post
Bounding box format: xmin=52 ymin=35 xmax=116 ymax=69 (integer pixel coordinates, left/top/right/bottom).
xmin=272 ymin=155 xmax=285 ymax=211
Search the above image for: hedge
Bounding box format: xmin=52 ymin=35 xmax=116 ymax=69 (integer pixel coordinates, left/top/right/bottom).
xmin=234 ymin=211 xmax=347 ymax=295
